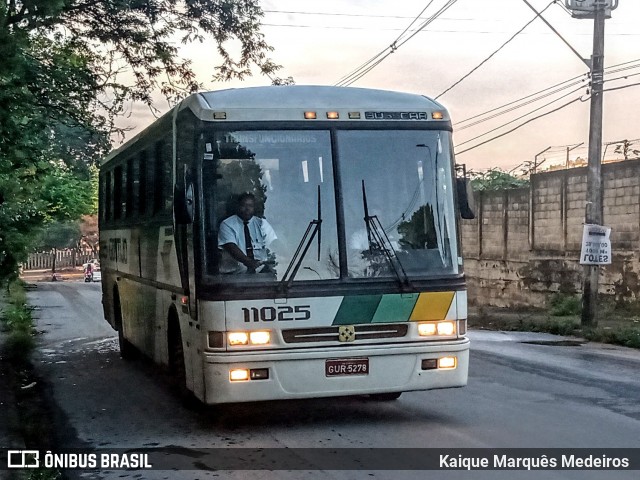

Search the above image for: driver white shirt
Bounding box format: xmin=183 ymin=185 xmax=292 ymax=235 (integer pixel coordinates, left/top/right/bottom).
xmin=218 ymin=215 xmax=277 ymax=268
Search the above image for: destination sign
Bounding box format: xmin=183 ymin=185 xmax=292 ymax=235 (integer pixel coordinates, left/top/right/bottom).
xmin=364 ymin=111 xmax=431 ymax=120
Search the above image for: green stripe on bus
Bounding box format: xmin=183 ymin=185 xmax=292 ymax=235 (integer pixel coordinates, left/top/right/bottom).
xmin=332 ymin=295 xmax=383 ymax=325
xmin=371 ymin=294 xmax=420 ymax=323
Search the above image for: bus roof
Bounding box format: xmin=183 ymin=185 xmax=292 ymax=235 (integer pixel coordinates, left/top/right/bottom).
xmin=195 ymin=85 xmax=446 ymax=113
xmin=103 ymin=85 xmax=449 ymax=164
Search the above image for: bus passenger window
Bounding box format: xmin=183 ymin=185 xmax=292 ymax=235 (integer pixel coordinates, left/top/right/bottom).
xmin=114 ymin=166 xmax=123 ymax=220
xmin=126 ymin=159 xmax=133 ymax=218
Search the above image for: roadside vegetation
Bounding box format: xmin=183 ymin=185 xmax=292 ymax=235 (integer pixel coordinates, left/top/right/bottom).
xmin=0 ymin=0 xmax=288 ymax=286
xmin=1 ymin=280 xmax=35 ymax=364
xmin=1 ymin=281 xmax=61 ymax=480
xmin=470 ymin=293 xmax=640 ymax=349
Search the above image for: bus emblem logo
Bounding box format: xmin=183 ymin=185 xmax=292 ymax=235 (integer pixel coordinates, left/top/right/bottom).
xmin=338 ymin=326 xmax=356 ymax=343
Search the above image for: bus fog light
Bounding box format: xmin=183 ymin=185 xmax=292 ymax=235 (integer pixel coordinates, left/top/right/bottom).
xmin=228 ymin=332 xmax=249 ymax=346
xmin=437 ymin=321 xmax=456 ymax=336
xmin=418 ymin=323 xmax=437 ymax=336
xmin=249 ymin=331 xmax=271 ymax=345
xmin=230 ymin=369 xmax=250 ymax=381
xmin=438 ymin=356 xmax=457 ymax=369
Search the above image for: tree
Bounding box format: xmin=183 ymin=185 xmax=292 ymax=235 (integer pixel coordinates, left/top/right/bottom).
xmin=34 ymin=220 xmax=81 ymax=274
xmin=0 ymin=1 xmax=281 ymax=280
xmin=470 ymin=168 xmax=530 ymax=191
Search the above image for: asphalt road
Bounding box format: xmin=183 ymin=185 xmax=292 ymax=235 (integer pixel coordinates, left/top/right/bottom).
xmin=27 ymin=281 xmax=640 ymax=480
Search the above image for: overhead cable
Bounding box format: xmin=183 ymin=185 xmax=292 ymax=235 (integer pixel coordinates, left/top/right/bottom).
xmin=334 ymin=0 xmax=436 ymax=87
xmin=455 ymin=97 xmax=585 ymax=156
xmin=455 ymin=85 xmax=585 ymax=147
xmin=435 ymin=0 xmax=555 ymax=100
xmin=454 ymin=58 xmax=640 ymax=128
xmin=335 ymin=0 xmax=459 ymax=87
xmin=454 ymin=79 xmax=640 ymax=156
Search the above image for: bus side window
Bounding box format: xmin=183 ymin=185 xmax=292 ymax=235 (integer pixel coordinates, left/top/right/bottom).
xmin=138 ymin=151 xmax=147 ymax=216
xmin=104 ymin=171 xmax=112 ymax=223
xmin=126 ymin=158 xmax=134 ymax=218
xmin=114 ymin=166 xmax=123 ymax=220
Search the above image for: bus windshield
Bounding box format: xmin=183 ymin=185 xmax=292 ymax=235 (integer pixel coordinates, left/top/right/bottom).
xmin=201 ymin=129 xmax=458 ymax=284
xmin=338 ymin=130 xmax=458 ymax=279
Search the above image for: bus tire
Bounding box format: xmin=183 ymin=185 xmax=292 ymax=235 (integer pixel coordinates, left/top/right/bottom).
xmin=114 ymin=288 xmax=136 ymax=360
xmin=369 ymin=392 xmax=402 ymax=401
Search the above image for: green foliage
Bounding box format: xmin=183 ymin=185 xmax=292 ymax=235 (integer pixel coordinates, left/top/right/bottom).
xmin=583 ymin=327 xmax=640 ymax=349
xmin=549 ymin=293 xmax=582 ymax=316
xmin=470 ymin=168 xmax=530 ymax=191
xmin=1 ymin=280 xmax=35 ymax=362
xmin=0 ymin=1 xmax=278 ymax=280
xmin=34 ymin=221 xmax=81 ymax=251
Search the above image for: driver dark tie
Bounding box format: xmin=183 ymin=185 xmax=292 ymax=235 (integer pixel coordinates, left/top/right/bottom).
xmin=243 ymin=221 xmax=254 ymax=260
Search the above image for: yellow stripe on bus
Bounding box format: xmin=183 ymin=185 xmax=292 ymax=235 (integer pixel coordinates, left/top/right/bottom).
xmin=409 ymin=292 xmax=455 ymax=321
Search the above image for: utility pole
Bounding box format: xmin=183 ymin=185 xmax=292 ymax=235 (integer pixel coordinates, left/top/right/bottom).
xmin=581 ymin=1 xmax=607 ymax=327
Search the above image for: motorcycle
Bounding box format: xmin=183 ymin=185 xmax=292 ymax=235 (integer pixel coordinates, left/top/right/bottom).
xmin=84 ymin=264 xmax=94 ymax=282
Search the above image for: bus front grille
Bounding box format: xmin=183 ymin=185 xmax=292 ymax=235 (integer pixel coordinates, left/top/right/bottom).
xmin=282 ymin=324 xmax=409 ymax=344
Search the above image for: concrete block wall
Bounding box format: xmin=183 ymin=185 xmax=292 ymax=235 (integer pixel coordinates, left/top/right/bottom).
xmin=462 ymin=159 xmax=640 ymax=307
xmin=480 ymin=192 xmax=506 ymax=259
xmin=506 ymin=188 xmax=530 ymax=261
xmin=531 ymin=173 xmax=563 ymax=251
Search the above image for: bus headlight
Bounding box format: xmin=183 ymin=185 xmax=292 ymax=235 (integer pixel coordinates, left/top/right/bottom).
xmin=418 ymin=323 xmax=437 ymax=336
xmin=438 ymin=356 xmax=457 ymax=369
xmin=230 ymin=369 xmax=250 ymax=381
xmin=437 ymin=321 xmax=456 ymax=336
xmin=249 ymin=331 xmax=271 ymax=345
xmin=418 ymin=321 xmax=456 ymax=337
xmin=228 ymin=332 xmax=249 ymax=346
xmin=228 ymin=331 xmax=271 ymax=346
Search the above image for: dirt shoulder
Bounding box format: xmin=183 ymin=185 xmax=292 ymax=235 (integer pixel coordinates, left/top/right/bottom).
xmin=469 ymin=303 xmax=640 ymax=349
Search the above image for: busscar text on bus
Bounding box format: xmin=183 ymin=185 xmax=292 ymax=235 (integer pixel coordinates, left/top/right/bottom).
xmin=98 ymin=85 xmax=475 ymax=405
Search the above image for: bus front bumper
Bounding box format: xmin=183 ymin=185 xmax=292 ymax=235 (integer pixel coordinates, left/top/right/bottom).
xmin=201 ymin=339 xmax=469 ymax=404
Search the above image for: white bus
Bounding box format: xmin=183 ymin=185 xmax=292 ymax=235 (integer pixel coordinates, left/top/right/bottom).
xmin=99 ymin=85 xmax=473 ymax=404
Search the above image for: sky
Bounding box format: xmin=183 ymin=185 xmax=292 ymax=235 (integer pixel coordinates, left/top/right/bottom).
xmin=120 ymin=0 xmax=640 ymax=173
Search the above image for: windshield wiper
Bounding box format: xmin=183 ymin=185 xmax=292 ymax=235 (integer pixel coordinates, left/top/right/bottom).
xmin=361 ymin=180 xmax=412 ymax=290
xmin=279 ymin=185 xmax=322 ymax=292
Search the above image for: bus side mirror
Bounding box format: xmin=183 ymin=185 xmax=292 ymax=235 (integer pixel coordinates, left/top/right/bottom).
xmin=456 ymin=177 xmax=475 ymax=220
xmin=174 ymin=183 xmax=194 ymax=224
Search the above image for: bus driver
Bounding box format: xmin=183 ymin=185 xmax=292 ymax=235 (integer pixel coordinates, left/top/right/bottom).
xmin=218 ymin=193 xmax=277 ymax=274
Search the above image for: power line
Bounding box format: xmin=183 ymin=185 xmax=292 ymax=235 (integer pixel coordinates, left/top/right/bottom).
xmin=261 ymin=22 xmax=640 ymax=36
xmin=334 ymin=0 xmax=436 ymax=88
xmin=454 ymin=58 xmax=640 ymax=128
xmin=456 ymin=78 xmax=588 ymax=131
xmin=435 ymin=0 xmax=555 ymax=100
xmin=263 ymin=9 xmax=473 ymax=21
xmin=455 ymin=85 xmax=585 ymax=147
xmin=455 ymin=73 xmax=588 ymax=125
xmin=335 ymin=0 xmax=459 ymax=87
xmin=455 ymin=97 xmax=585 ymax=156
xmin=454 ymin=80 xmax=640 ymax=156
xmin=603 ymin=80 xmax=640 ymax=94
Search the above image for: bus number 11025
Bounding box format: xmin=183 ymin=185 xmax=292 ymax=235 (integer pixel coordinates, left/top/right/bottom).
xmin=242 ymin=306 xmax=311 ymax=322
